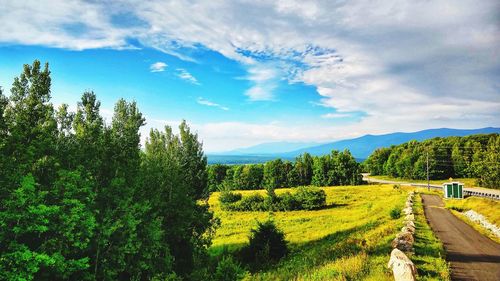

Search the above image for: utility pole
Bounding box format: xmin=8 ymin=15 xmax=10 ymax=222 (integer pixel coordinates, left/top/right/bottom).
xmin=426 ymin=149 xmax=430 ymax=191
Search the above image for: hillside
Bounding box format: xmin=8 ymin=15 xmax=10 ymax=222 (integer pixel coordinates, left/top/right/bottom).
xmin=210 ymin=128 xmax=500 ymax=163
xmin=209 ymin=185 xmax=449 ymax=280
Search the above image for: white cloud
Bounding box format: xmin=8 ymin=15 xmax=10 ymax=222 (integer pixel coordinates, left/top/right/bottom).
xmin=196 ymin=97 xmax=229 ymax=111
xmin=149 ymin=61 xmax=167 ymax=72
xmin=176 ymin=68 xmax=200 ymax=85
xmin=244 ymin=65 xmax=279 ymax=101
xmin=321 ymin=112 xmax=352 ymax=119
xmin=1 ymin=0 xmax=499 ymax=150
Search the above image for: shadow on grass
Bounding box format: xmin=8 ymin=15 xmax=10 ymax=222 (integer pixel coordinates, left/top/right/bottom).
xmin=237 ymin=221 xmax=382 ymax=278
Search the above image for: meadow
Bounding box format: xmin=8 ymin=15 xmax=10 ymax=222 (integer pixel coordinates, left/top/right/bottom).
xmin=208 ymin=184 xmax=449 ymax=280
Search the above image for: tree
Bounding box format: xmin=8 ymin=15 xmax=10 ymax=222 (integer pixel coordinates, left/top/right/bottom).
xmin=312 ymin=155 xmax=330 ymax=186
xmin=91 ymin=98 xmax=147 ymax=280
xmin=478 ymin=135 xmax=500 ymax=188
xmin=179 ymin=120 xmax=209 ymax=200
xmin=0 ymin=171 xmax=96 ymax=280
xmin=142 ymin=123 xmax=217 ymax=278
xmin=72 ymin=91 xmax=104 ymax=176
xmin=294 ymin=153 xmax=314 ymax=185
xmin=242 ymin=220 xmax=287 ymax=268
xmin=208 ymin=164 xmax=229 ymax=191
xmin=263 ymin=159 xmax=286 ymax=195
xmin=2 ymin=60 xmax=57 ymax=189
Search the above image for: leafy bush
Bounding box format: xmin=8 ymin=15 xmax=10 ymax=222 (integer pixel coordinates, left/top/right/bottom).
xmin=241 ymin=220 xmax=288 ymax=268
xmin=223 ymin=193 xmax=266 ymax=211
xmin=448 ymin=205 xmax=465 ymax=212
xmin=213 ymin=256 xmax=247 ymax=281
xmin=219 ymin=191 xmax=242 ymax=205
xmin=293 ymin=186 xmax=327 ymax=210
xmin=274 ymin=192 xmax=300 ymax=211
xmin=390 ymin=206 xmax=402 ymax=219
xmin=222 ymin=187 xmax=327 ymax=211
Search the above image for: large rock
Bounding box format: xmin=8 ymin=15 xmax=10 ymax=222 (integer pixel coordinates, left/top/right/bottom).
xmin=403 ymin=207 xmax=413 ymax=215
xmin=388 ymin=248 xmax=417 ymax=281
xmin=401 ymin=225 xmax=416 ymax=234
xmin=392 ymin=231 xmax=414 ymax=252
xmin=406 ymin=220 xmax=415 ymax=229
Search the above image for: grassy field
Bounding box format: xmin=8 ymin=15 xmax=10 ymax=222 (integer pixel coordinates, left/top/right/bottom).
xmin=208 ymin=185 xmax=449 ymax=280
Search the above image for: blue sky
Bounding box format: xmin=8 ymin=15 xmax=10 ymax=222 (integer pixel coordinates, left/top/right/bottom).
xmin=0 ymin=1 xmax=499 ymax=152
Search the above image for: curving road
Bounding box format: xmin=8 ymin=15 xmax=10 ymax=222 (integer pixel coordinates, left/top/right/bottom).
xmin=421 ymin=194 xmax=500 ymax=281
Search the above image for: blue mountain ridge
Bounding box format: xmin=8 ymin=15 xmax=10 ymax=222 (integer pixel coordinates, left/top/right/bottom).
xmin=207 ymin=127 xmax=500 ymax=164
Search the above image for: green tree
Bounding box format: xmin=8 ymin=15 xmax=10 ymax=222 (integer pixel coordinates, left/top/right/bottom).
xmin=0 ymin=171 xmax=96 ymax=280
xmin=2 ymin=60 xmax=57 ymax=189
xmin=142 ymin=123 xmax=217 ymax=278
xmin=294 ymin=153 xmax=314 ymax=185
xmin=478 ymin=135 xmax=500 ymax=188
xmin=91 ymin=99 xmax=147 ymax=280
xmin=179 ymin=120 xmax=209 ymax=200
xmin=208 ymin=164 xmax=229 ymax=191
xmin=263 ymin=159 xmax=286 ymax=196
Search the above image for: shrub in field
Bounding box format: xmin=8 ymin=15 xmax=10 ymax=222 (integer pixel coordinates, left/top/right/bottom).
xmin=219 ymin=191 xmax=242 ymax=205
xmin=274 ymin=192 xmax=300 ymax=211
xmin=293 ymin=186 xmax=327 ymax=210
xmin=390 ymin=206 xmax=402 ymax=219
xmin=223 ymin=193 xmax=266 ymax=211
xmin=221 ymin=187 xmax=327 ymax=211
xmin=213 ymin=256 xmax=247 ymax=281
xmin=242 ymin=220 xmax=288 ymax=268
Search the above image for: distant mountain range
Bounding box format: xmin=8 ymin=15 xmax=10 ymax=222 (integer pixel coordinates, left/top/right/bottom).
xmin=220 ymin=141 xmax=321 ymax=155
xmin=207 ymin=127 xmax=500 ymax=164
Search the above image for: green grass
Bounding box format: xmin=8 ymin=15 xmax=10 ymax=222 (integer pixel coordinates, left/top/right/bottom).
xmin=445 ymin=197 xmax=500 ymax=243
xmin=411 ymin=194 xmax=450 ymax=281
xmin=208 ymin=185 xmax=450 ymax=280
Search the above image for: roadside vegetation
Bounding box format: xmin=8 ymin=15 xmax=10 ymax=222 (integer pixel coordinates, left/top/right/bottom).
xmin=445 ymin=197 xmax=500 ymax=243
xmin=411 ymin=194 xmax=450 ymax=280
xmin=370 ymin=175 xmax=478 ymax=189
xmin=363 ymin=135 xmax=500 ymax=189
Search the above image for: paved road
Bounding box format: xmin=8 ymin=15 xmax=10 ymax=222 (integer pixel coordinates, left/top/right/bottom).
xmin=362 ymin=173 xmax=500 ymax=200
xmin=421 ymin=194 xmax=500 ymax=281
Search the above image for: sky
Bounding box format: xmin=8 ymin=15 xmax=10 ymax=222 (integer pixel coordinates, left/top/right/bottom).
xmin=0 ymin=0 xmax=499 ymax=153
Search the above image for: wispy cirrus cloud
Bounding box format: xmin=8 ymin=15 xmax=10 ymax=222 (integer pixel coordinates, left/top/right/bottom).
xmin=196 ymin=97 xmax=229 ymax=111
xmin=149 ymin=61 xmax=167 ymax=72
xmin=176 ymin=68 xmax=200 ymax=85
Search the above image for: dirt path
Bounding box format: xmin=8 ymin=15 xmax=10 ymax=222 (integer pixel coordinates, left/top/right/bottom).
xmin=421 ymin=194 xmax=500 ymax=281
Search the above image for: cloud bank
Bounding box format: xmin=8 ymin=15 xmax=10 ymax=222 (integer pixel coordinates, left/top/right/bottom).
xmin=1 ymin=0 xmax=499 ymax=151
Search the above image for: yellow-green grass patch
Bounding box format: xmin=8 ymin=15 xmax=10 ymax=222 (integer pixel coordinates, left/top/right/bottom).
xmin=445 ymin=197 xmax=500 ymax=243
xmin=208 ymin=185 xmax=416 ymax=280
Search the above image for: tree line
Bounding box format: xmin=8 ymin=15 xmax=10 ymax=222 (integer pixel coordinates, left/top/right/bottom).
xmin=207 ymin=150 xmax=363 ymax=192
xmin=0 ymin=61 xmax=218 ymax=280
xmin=363 ymin=134 xmax=500 ymax=189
